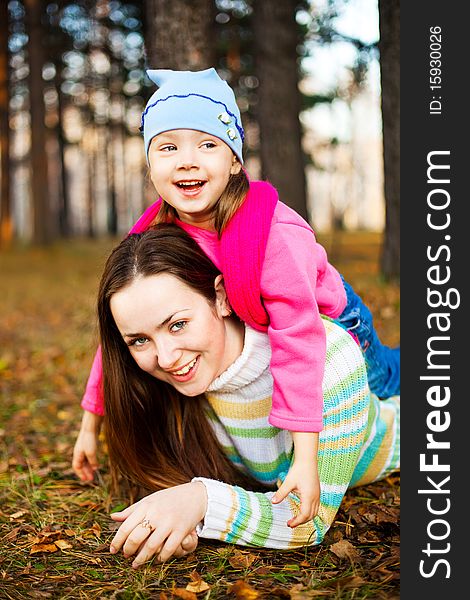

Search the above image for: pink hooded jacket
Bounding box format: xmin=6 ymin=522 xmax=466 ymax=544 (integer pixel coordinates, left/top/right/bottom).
xmin=81 ymin=181 xmax=346 ymax=432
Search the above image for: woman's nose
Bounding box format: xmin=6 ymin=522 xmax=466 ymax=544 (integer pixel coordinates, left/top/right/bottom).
xmin=155 ymin=338 xmax=181 ymax=370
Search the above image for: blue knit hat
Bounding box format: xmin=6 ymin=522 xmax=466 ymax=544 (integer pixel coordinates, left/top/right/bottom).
xmin=141 ymin=68 xmax=244 ymax=164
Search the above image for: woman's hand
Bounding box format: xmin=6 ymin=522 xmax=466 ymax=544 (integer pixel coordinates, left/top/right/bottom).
xmin=109 ymin=481 xmax=207 ymax=567
xmin=72 ymin=410 xmax=103 ymax=482
xmin=172 ymin=530 xmax=199 ymax=558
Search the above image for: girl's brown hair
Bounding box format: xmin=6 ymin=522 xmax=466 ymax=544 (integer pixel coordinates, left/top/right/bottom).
xmin=153 ymin=168 xmax=249 ymax=236
xmin=98 ymin=224 xmax=264 ymax=493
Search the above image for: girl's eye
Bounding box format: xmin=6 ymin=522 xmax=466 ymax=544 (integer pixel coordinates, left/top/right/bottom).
xmin=201 ymin=141 xmax=216 ymax=149
xmin=161 ymin=144 xmax=177 ymax=152
xmin=170 ymin=321 xmax=187 ymax=333
xmin=129 ymin=337 xmax=148 ymax=347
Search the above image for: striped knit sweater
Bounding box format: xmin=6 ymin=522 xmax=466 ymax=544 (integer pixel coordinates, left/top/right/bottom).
xmin=193 ymin=318 xmax=400 ymax=549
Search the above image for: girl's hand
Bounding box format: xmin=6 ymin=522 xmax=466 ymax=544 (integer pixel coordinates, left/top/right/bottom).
xmin=271 ymin=461 xmax=321 ymax=528
xmin=72 ymin=411 xmax=103 ymax=482
xmin=109 ymin=481 xmax=207 ymax=567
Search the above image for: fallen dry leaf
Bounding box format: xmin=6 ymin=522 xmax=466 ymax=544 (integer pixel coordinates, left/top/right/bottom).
xmin=185 ymin=581 xmax=210 ymax=594
xmin=55 ymin=539 xmax=73 ymax=550
xmin=9 ymin=510 xmax=28 ymax=520
xmin=64 ymin=529 xmax=76 ymax=537
xmin=30 ymin=543 xmax=59 ymax=554
xmin=329 ymin=539 xmax=361 ymax=562
xmin=228 ymin=550 xmax=257 ymax=569
xmin=186 ymin=571 xmax=210 ymax=594
xmin=228 ymin=580 xmax=259 ymax=599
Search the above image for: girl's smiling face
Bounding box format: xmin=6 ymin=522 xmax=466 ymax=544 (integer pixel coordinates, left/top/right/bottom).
xmin=148 ymin=129 xmax=241 ymax=230
xmin=110 ymin=273 xmax=243 ymax=396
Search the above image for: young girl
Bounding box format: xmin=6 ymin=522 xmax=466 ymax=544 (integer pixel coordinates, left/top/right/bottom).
xmin=73 ymin=68 xmax=399 ymax=528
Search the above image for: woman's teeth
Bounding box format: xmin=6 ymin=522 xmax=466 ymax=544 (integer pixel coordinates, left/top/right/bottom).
xmin=173 ymin=357 xmax=197 ymax=375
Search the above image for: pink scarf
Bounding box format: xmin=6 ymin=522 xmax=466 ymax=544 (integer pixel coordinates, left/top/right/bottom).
xmin=129 ymin=180 xmax=278 ymax=332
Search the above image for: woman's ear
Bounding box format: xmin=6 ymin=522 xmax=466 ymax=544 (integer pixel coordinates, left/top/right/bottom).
xmin=230 ymin=156 xmax=242 ymax=175
xmin=214 ymin=275 xmax=232 ymax=317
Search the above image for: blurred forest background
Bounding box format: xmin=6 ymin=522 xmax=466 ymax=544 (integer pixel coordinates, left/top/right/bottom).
xmin=0 ymin=0 xmax=399 ymax=278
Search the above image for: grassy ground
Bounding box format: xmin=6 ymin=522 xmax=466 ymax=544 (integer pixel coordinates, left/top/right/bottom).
xmin=0 ymin=231 xmax=400 ymax=599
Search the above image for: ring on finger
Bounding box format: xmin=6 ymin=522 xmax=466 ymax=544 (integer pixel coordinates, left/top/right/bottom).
xmin=140 ymin=517 xmax=154 ymax=531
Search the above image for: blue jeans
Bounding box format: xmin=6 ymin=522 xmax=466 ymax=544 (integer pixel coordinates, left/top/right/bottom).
xmin=336 ymin=277 xmax=400 ymax=398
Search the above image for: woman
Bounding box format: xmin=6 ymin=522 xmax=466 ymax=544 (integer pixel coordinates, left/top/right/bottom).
xmin=73 ymin=225 xmax=400 ymax=569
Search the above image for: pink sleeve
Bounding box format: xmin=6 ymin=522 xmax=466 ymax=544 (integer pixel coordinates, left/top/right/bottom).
xmin=80 ymin=346 xmax=104 ymax=416
xmin=260 ymin=211 xmax=346 ymax=432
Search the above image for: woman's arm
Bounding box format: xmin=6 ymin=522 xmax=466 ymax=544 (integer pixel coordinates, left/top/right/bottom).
xmin=107 ymin=394 xmax=399 ymax=555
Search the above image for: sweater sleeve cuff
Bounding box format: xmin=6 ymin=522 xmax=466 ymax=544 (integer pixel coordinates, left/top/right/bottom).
xmin=191 ymin=477 xmax=236 ymax=540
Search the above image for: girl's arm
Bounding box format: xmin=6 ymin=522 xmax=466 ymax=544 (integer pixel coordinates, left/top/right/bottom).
xmin=81 ymin=346 xmax=105 ymax=416
xmin=72 ymin=409 xmax=103 ymax=481
xmin=271 ymin=432 xmax=320 ymax=527
xmin=259 ymin=204 xmax=349 ymax=434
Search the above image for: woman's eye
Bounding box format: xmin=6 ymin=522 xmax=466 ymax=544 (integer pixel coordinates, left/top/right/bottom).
xmin=170 ymin=321 xmax=186 ymax=333
xmin=129 ymin=337 xmax=148 ymax=347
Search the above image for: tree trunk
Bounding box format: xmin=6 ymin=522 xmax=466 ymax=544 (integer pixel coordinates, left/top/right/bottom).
xmin=0 ymin=1 xmax=12 ymax=246
xmin=253 ymin=0 xmax=308 ymax=221
xmin=25 ymin=0 xmax=50 ymax=244
xmin=378 ymin=0 xmax=400 ymax=280
xmin=105 ymin=126 xmax=118 ymax=236
xmin=55 ymin=68 xmax=70 ymax=237
xmin=85 ymin=125 xmax=95 ymax=238
xmin=145 ymin=0 xmax=216 ymax=69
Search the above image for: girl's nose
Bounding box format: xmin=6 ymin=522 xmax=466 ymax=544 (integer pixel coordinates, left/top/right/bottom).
xmin=177 ymin=147 xmax=198 ymax=170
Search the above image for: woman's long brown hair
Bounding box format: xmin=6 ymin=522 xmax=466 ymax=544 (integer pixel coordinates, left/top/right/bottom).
xmin=153 ymin=168 xmax=250 ymax=236
xmin=98 ymin=224 xmax=265 ymax=493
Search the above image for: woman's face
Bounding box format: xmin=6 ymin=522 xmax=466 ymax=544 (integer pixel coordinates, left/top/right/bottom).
xmin=110 ymin=273 xmax=243 ymax=396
